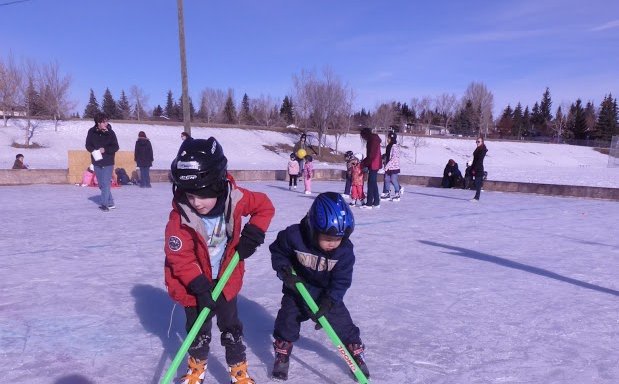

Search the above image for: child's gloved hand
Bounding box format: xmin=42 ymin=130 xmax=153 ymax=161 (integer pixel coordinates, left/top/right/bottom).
xmin=188 ymin=275 xmax=217 ymax=311
xmin=278 ymin=268 xmax=305 ymax=291
xmin=310 ymin=294 xmax=334 ymax=322
xmin=236 ymin=223 xmax=266 ymax=260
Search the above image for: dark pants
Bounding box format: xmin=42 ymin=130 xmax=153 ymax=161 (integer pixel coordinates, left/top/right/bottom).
xmin=344 ymin=174 xmax=352 ymax=195
xmin=473 ymin=172 xmax=484 ymax=199
xmin=289 ymin=174 xmax=298 ymax=187
xmin=139 ymin=166 xmax=151 ymax=187
xmin=184 ymin=295 xmax=246 ymax=365
xmin=365 ymin=170 xmax=379 ymax=206
xmin=273 ymin=292 xmax=361 ymax=345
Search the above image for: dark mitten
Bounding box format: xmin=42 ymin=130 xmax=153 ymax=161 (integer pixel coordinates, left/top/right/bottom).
xmin=236 ymin=223 xmax=266 ymax=260
xmin=278 ymin=268 xmax=305 ymax=291
xmin=310 ymin=294 xmax=334 ymax=322
xmin=188 ymin=275 xmax=216 ymax=310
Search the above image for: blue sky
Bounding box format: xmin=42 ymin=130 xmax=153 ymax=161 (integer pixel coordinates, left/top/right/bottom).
xmin=1 ymin=0 xmax=618 ymax=117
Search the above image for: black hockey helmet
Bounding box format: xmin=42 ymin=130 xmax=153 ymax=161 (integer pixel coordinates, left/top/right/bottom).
xmin=344 ymin=150 xmax=354 ymax=161
xmin=290 ymin=152 xmax=296 ymax=160
xmin=170 ymin=137 xmax=228 ymax=197
xmin=387 ymin=131 xmax=397 ymax=143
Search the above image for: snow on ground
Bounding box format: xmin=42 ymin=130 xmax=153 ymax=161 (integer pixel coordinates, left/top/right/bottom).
xmin=1 ymin=119 xmax=618 ymax=188
xmin=1 ymin=181 xmax=618 ymax=383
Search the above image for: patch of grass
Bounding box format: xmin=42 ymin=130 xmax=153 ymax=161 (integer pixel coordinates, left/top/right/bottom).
xmin=11 ymin=142 xmax=46 ymax=149
xmin=594 ymin=147 xmax=609 ymax=155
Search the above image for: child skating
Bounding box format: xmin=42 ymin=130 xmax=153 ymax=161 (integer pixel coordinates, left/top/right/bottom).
xmin=165 ymin=137 xmax=275 ymax=384
xmin=287 ymin=153 xmax=299 ymax=190
xmin=349 ymin=153 xmax=366 ymax=207
xmin=303 ymin=155 xmax=313 ymax=194
xmin=269 ymin=192 xmax=370 ymax=380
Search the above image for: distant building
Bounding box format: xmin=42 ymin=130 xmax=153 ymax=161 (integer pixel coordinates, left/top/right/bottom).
xmin=0 ymin=107 xmax=27 ymax=118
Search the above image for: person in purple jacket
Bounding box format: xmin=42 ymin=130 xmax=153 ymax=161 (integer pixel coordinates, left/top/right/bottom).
xmin=269 ymin=192 xmax=370 ymax=380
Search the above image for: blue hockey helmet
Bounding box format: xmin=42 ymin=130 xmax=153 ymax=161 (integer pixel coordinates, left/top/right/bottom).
xmin=308 ymin=192 xmax=355 ymax=238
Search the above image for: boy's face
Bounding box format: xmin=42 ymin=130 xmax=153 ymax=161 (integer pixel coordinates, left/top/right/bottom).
xmin=317 ymin=233 xmax=343 ymax=252
xmin=186 ymin=192 xmax=217 ymax=215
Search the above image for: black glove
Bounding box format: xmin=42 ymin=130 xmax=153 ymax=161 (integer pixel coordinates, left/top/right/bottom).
xmin=236 ymin=223 xmax=266 ymax=260
xmin=310 ymin=294 xmax=334 ymax=322
xmin=188 ymin=275 xmax=216 ymax=311
xmin=278 ymin=267 xmax=305 ymax=291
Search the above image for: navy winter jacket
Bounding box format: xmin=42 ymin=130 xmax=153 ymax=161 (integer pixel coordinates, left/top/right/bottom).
xmin=85 ymin=124 xmax=119 ymax=166
xmin=270 ymin=218 xmax=355 ymax=303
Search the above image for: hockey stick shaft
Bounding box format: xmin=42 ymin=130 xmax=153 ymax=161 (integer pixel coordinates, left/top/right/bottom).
xmin=161 ymin=252 xmax=240 ymax=384
xmin=291 ymin=268 xmax=370 ymax=383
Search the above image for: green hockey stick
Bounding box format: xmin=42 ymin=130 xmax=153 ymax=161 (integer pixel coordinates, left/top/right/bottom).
xmin=161 ymin=252 xmax=240 ymax=384
xmin=291 ymin=268 xmax=370 ymax=384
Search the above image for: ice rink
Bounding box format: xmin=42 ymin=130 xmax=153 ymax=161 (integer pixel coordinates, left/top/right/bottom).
xmin=1 ymin=181 xmax=618 ymax=383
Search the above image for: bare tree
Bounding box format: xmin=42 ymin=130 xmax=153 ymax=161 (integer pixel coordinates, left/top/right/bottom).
xmin=251 ymin=94 xmax=279 ymax=127
xmin=21 ymin=60 xmax=42 ymax=146
xmin=463 ymin=82 xmax=494 ymax=137
xmin=292 ymin=67 xmax=352 ymax=155
xmin=197 ymin=87 xmax=226 ymax=123
xmin=129 ymin=85 xmax=149 ymax=121
xmin=372 ymin=102 xmax=397 ymax=132
xmin=39 ymin=61 xmax=74 ymax=131
xmin=411 ymin=96 xmax=434 ymax=132
xmin=410 ymin=135 xmax=428 ymax=164
xmin=435 ymin=93 xmax=458 ymax=131
xmin=0 ymin=54 xmax=23 ymax=127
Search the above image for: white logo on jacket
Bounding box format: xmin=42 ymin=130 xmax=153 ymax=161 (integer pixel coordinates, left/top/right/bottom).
xmin=168 ymin=236 xmax=182 ymax=251
xmin=295 ymin=250 xmax=337 ymax=271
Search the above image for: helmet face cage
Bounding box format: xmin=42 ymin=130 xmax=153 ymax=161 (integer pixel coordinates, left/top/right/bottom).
xmin=308 ymin=192 xmax=355 ymax=238
xmin=344 ymin=151 xmax=354 ymax=161
xmin=171 ymin=137 xmax=227 ymax=194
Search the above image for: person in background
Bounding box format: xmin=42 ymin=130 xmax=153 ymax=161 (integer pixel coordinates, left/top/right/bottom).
xmin=359 ymin=127 xmax=382 ymax=209
xmin=381 ymin=131 xmax=402 ymax=201
xmin=181 ymin=131 xmax=192 ymax=141
xmin=287 ymin=153 xmax=299 ymax=190
xmin=12 ymin=154 xmax=28 ymax=169
xmin=292 ymin=133 xmax=307 ymax=178
xmin=303 ymin=155 xmax=313 ymax=195
xmin=470 ymin=137 xmax=488 ymax=201
xmin=85 ymin=112 xmax=119 ymax=212
xmin=343 ymin=150 xmax=354 ymax=198
xmin=134 ymin=131 xmax=154 ymax=188
xmin=166 ymin=137 xmax=275 ymax=384
xmin=349 ymin=153 xmax=365 ymax=207
xmin=442 ymin=159 xmax=462 ymax=189
xmin=269 ymin=192 xmax=370 ymax=380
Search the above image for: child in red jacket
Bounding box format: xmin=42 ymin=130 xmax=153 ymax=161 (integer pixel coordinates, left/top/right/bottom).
xmin=166 ymin=137 xmax=275 ymax=384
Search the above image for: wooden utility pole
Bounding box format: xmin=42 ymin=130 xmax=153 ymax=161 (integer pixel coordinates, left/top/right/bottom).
xmin=177 ymin=0 xmax=191 ymax=135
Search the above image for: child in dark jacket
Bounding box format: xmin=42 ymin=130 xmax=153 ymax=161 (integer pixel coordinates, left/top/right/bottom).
xmin=166 ymin=137 xmax=275 ymax=384
xmin=269 ymin=192 xmax=370 ymax=380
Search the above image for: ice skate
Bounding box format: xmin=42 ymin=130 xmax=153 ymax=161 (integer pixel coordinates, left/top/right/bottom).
xmin=390 ymin=193 xmax=401 ymax=202
xmin=180 ymin=356 xmax=207 ymax=384
xmin=347 ymin=343 xmax=370 ymax=378
xmin=380 ymin=193 xmax=390 ymax=200
xmin=229 ymin=360 xmax=255 ymax=384
xmin=272 ymin=339 xmax=293 ymax=380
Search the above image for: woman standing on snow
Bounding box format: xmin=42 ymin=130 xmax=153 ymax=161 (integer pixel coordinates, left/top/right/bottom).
xmin=134 ymin=131 xmax=154 ymax=188
xmin=470 ymin=137 xmax=488 ymax=201
xmin=359 ymin=127 xmax=382 ymax=209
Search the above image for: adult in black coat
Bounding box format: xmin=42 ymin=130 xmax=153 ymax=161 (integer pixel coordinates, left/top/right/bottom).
xmin=470 ymin=137 xmax=488 ymax=201
xmin=85 ymin=112 xmax=119 ymax=211
xmin=134 ymin=131 xmax=154 ymax=187
xmin=441 ymin=159 xmax=462 ymax=188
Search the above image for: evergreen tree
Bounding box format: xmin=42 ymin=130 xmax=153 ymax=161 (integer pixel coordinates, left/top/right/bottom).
xmin=223 ymin=94 xmax=237 ymax=124
xmin=152 ymin=105 xmax=163 ymax=117
xmin=25 ymin=78 xmax=44 ymax=116
xmin=522 ymin=107 xmax=532 ymax=137
xmin=164 ymin=90 xmax=175 ymax=119
xmin=595 ymin=94 xmax=617 ymax=141
xmin=83 ymin=89 xmax=100 ymax=119
xmin=539 ymin=87 xmax=553 ymax=136
xmin=117 ymin=90 xmax=131 ymax=120
xmin=279 ymin=95 xmax=294 ymax=124
xmin=497 ymin=105 xmax=514 ymax=137
xmin=452 ymin=100 xmax=476 ymax=136
xmin=177 ymin=96 xmax=195 ymax=121
xmin=101 ymin=88 xmax=119 ymax=119
xmin=584 ymin=101 xmax=597 ymax=138
xmin=239 ymin=93 xmax=252 ymax=124
xmin=512 ymin=103 xmax=524 ymax=138
xmin=530 ymin=102 xmax=542 ymax=136
xmin=568 ymin=99 xmax=587 ymax=140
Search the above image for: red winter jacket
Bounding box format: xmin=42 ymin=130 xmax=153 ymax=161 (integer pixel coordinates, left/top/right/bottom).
xmin=164 ymin=174 xmax=274 ymax=306
xmin=361 ymin=132 xmax=382 ymax=171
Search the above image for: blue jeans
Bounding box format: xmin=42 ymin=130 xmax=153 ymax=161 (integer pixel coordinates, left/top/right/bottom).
xmin=139 ymin=166 xmax=151 ymax=187
xmin=94 ymin=165 xmax=114 ymax=207
xmin=474 ymin=173 xmax=484 ymax=199
xmin=344 ymin=174 xmax=352 ymax=195
xmin=383 ymin=172 xmax=400 ymax=194
xmin=366 ymin=170 xmax=379 ymax=206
